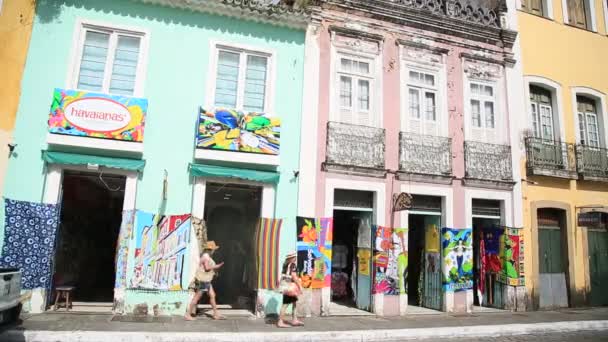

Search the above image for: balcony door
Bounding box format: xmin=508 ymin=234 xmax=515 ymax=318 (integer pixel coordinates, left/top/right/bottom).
xmin=577 ymin=96 xmax=608 ymax=174
xmin=529 ymin=86 xmax=563 ymax=168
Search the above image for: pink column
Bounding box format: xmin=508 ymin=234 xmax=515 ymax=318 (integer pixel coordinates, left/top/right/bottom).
xmin=315 ymin=22 xmax=332 ymax=217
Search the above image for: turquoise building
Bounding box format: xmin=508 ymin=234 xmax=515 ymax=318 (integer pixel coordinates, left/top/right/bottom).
xmin=1 ymin=0 xmax=307 ymax=316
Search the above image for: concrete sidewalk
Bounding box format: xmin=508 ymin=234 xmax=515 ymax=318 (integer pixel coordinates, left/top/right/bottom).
xmin=1 ymin=307 xmax=608 ymax=341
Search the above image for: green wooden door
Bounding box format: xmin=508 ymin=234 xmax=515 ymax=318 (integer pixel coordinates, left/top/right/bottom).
xmin=588 ymin=230 xmax=608 ymax=306
xmin=538 ymin=227 xmax=568 ymax=308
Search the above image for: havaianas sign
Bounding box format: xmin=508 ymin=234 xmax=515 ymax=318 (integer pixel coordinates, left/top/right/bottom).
xmin=48 ymin=88 xmax=147 ymax=142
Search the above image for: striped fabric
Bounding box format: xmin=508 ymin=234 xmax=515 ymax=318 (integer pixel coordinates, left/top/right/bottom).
xmin=256 ymin=218 xmax=283 ymax=289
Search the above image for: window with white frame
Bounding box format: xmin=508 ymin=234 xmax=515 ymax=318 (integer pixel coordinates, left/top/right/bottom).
xmin=336 ymin=55 xmax=374 ymax=127
xmin=469 ymin=82 xmax=497 ymax=142
xmin=530 ymin=86 xmax=555 ymax=141
xmin=74 ymin=25 xmax=145 ymax=96
xmin=213 ymin=47 xmax=270 ymax=113
xmin=406 ymin=70 xmax=439 ymax=136
xmin=577 ymin=96 xmax=601 ymax=148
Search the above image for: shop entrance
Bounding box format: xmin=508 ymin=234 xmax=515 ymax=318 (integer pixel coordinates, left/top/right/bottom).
xmin=52 ymin=170 xmax=125 ymax=307
xmin=472 ymin=199 xmax=504 ymax=310
xmin=407 ymin=195 xmax=442 ymax=312
xmin=203 ymin=183 xmax=261 ymax=311
xmin=587 ymin=214 xmax=608 ymax=306
xmin=330 ymin=189 xmax=374 ymax=315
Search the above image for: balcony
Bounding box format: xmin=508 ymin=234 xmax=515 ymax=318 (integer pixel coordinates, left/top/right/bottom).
xmin=464 ymin=141 xmax=514 ymax=189
xmin=576 ymin=145 xmax=608 ymax=182
xmin=525 ymin=137 xmax=577 ymax=179
xmin=323 ymin=121 xmax=386 ymax=177
xmin=398 ymin=132 xmax=453 ymax=184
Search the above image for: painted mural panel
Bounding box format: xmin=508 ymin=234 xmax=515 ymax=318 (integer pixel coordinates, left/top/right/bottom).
xmin=131 ymin=211 xmax=191 ymax=290
xmin=498 ymin=227 xmax=525 ymax=286
xmin=48 ymin=88 xmax=147 ymax=141
xmin=115 ymin=210 xmax=135 ymax=289
xmin=296 ymin=217 xmax=333 ymax=289
xmin=373 ymin=226 xmax=408 ymax=295
xmin=441 ymin=227 xmax=473 ymax=292
xmin=196 ymin=107 xmax=280 ymax=155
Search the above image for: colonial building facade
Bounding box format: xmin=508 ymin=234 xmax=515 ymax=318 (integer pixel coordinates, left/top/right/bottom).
xmin=516 ymin=0 xmax=608 ymax=309
xmin=298 ymin=0 xmax=525 ymax=315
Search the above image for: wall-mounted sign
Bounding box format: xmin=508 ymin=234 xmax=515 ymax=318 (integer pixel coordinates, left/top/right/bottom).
xmin=393 ymin=192 xmax=413 ymax=212
xmin=49 ymin=88 xmax=147 ymax=142
xmin=578 ymin=211 xmax=603 ymax=228
xmin=196 ymin=107 xmax=280 ymax=155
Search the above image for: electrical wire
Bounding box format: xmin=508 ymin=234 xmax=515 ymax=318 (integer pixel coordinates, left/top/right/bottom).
xmin=98 ymin=170 xmax=122 ymax=192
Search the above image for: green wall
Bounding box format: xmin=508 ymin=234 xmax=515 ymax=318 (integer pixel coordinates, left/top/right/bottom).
xmin=2 ymin=0 xmax=305 ymax=314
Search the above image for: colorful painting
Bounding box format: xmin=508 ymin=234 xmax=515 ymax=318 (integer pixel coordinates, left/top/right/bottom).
xmin=115 ymin=210 xmax=135 ymax=289
xmin=373 ymin=226 xmax=408 ymax=295
xmin=0 ymin=199 xmax=60 ymax=290
xmin=296 ymin=217 xmax=333 ymax=289
xmin=498 ymin=227 xmax=525 ymax=286
xmin=48 ymin=88 xmax=147 ymax=141
xmin=196 ymin=107 xmax=280 ymax=155
xmin=256 ymin=218 xmax=282 ymax=289
xmin=441 ymin=227 xmax=473 ymax=292
xmin=131 ymin=211 xmax=191 ymax=290
xmin=357 ymin=249 xmax=371 ymax=276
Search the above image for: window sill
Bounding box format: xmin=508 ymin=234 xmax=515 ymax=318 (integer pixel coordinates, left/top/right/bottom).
xmin=194 ymin=148 xmax=279 ymax=167
xmin=517 ymin=9 xmax=554 ymax=22
xmin=564 ymin=23 xmax=598 ymax=34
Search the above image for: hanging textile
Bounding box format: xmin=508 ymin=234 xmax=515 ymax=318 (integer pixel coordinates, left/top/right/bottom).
xmin=373 ymin=226 xmax=408 ymax=295
xmin=498 ymin=227 xmax=525 ymax=286
xmin=114 ymin=210 xmax=135 ymax=289
xmin=441 ymin=227 xmax=473 ymax=292
xmin=296 ymin=217 xmax=333 ymax=289
xmin=256 ymin=218 xmax=283 ymax=289
xmin=0 ymin=199 xmax=60 ymax=289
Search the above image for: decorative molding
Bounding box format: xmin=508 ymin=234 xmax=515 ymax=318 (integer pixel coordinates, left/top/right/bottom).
xmin=329 ymin=25 xmax=383 ymax=54
xmin=138 ymin=0 xmax=310 ymax=29
xmin=463 ymin=58 xmax=502 ymax=80
xmin=396 ymin=39 xmax=450 ymax=55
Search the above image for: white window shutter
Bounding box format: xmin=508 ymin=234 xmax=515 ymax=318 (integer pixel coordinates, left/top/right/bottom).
xmin=78 ymin=31 xmax=110 ymax=91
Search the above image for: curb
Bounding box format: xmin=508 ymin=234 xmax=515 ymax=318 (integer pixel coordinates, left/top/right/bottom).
xmin=2 ymin=320 xmax=608 ymax=342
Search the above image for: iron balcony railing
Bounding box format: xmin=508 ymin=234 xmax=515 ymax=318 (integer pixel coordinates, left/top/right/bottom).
xmin=464 ymin=141 xmax=513 ymax=182
xmin=399 ymin=131 xmax=452 ymax=176
xmin=576 ymin=145 xmax=608 ymax=181
xmin=325 ymin=121 xmax=385 ymax=170
xmin=525 ymin=137 xmax=577 ymax=178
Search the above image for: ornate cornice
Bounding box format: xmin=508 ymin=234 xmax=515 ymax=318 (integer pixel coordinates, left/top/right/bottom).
xmin=320 ymin=0 xmax=517 ymax=48
xmin=138 ymin=0 xmax=310 ymax=29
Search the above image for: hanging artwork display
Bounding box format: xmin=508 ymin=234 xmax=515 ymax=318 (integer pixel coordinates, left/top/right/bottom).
xmin=357 ymin=249 xmax=371 ymax=276
xmin=48 ymin=88 xmax=147 ymax=142
xmin=0 ymin=199 xmax=60 ymax=289
xmin=256 ymin=218 xmax=283 ymax=290
xmin=131 ymin=211 xmax=191 ymax=290
xmin=373 ymin=226 xmax=408 ymax=295
xmin=296 ymin=217 xmax=333 ymax=289
xmin=498 ymin=227 xmax=525 ymax=286
xmin=115 ymin=210 xmax=135 ymax=289
xmin=441 ymin=227 xmax=473 ymax=292
xmin=196 ymin=107 xmax=280 ymax=155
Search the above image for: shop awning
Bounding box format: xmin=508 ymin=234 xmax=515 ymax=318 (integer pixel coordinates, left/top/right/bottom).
xmin=189 ymin=163 xmax=279 ymax=184
xmin=42 ymin=151 xmax=145 ymax=171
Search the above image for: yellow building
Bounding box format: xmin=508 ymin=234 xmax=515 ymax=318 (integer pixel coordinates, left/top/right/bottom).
xmin=518 ymin=0 xmax=608 ymax=309
xmin=0 ymin=0 xmax=36 ymax=197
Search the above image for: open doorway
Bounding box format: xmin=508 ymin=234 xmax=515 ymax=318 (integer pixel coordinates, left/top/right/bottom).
xmin=407 ymin=195 xmax=442 ymax=313
xmin=52 ymin=170 xmax=125 ymax=308
xmin=203 ymin=182 xmax=261 ymax=312
xmin=472 ymin=199 xmax=504 ymax=310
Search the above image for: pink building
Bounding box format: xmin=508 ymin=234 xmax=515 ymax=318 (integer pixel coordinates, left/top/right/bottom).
xmin=297 ymin=0 xmax=524 ymax=316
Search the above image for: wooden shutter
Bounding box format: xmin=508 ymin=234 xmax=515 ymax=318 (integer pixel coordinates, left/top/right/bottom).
xmin=522 ymin=0 xmax=544 ymax=16
xmin=568 ymin=0 xmax=588 ymax=29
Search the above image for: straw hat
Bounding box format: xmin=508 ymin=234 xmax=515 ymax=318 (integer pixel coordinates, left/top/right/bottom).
xmin=203 ymin=240 xmax=220 ymax=251
xmin=285 ymin=251 xmax=297 ymax=260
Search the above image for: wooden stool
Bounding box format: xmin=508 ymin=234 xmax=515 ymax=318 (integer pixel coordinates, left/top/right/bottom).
xmin=53 ymin=286 xmax=75 ymax=311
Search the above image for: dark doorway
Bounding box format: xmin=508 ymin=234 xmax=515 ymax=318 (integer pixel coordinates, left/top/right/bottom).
xmin=53 ymin=170 xmax=125 ymax=303
xmin=204 ymin=183 xmax=261 ymax=310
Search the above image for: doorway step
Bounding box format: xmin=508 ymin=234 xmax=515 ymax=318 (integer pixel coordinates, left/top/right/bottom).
xmin=473 ymin=305 xmax=506 ymax=313
xmin=405 ymin=305 xmax=442 ymax=315
xmin=50 ymin=302 xmax=113 ymax=314
xmin=329 ymin=302 xmax=374 ymax=316
xmin=197 ymin=304 xmax=255 ymax=318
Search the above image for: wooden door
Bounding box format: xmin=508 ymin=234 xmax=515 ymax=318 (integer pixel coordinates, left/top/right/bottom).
xmin=588 ymin=230 xmax=608 ymax=306
xmin=422 ymin=217 xmax=442 ymax=311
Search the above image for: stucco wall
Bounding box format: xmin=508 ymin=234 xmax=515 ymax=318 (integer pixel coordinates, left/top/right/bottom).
xmin=518 ymin=2 xmax=608 ymax=307
xmin=1 ymin=0 xmax=305 ymax=314
xmin=0 ymin=0 xmax=35 ymax=199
